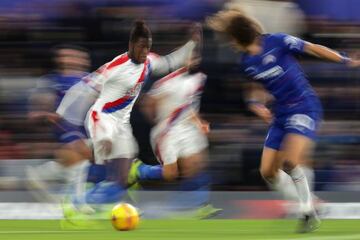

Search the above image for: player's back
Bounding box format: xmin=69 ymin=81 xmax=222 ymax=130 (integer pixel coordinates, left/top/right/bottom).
xmin=240 ymin=33 xmax=321 ymax=116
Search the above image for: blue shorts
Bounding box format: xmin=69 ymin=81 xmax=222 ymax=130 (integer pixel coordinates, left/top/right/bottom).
xmin=53 ymin=119 xmax=87 ymax=144
xmin=264 ymin=111 xmax=322 ymax=150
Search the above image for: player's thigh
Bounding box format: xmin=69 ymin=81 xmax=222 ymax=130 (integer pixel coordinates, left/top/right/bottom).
xmin=261 ymin=123 xmax=284 ymax=178
xmin=177 ymin=124 xmax=208 ymax=168
xmin=260 ymin=147 xmax=281 ymax=179
xmin=281 ymin=133 xmax=315 ymax=168
xmin=150 ymin=128 xmax=178 ymax=166
xmin=281 ymin=113 xmax=319 ymax=167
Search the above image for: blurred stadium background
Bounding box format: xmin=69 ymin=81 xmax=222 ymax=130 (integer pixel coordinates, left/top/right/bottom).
xmin=0 ymin=0 xmax=360 ymax=221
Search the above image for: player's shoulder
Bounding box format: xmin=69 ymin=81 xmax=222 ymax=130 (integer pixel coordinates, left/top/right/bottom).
xmin=147 ymin=52 xmax=160 ymax=62
xmin=106 ymin=52 xmax=131 ymax=71
xmin=268 ymin=33 xmax=302 ymax=46
xmin=266 ymin=32 xmax=289 ymax=42
xmin=153 ymin=67 xmax=188 ymax=89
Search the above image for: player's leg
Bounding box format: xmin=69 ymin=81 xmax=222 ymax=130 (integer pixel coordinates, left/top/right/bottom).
xmin=177 ymin=150 xmax=209 ymax=206
xmin=261 ymin=147 xmax=299 ymax=201
xmin=261 ymin=124 xmax=299 ymax=202
xmin=84 ymin=158 xmax=132 ymax=204
xmin=128 ymin=129 xmax=173 ymax=184
xmin=299 ymin=146 xmax=315 ymax=192
xmin=56 ymin=138 xmax=92 ymax=201
xmin=27 ymin=121 xmax=91 ymax=202
xmin=174 ymin=123 xmax=220 ymax=218
xmin=128 ymin=159 xmax=164 ymax=185
xmin=171 ymin=149 xmax=221 ymax=219
xmin=282 ymin=133 xmax=320 ymax=232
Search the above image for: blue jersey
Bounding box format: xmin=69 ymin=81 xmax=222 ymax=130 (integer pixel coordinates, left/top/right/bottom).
xmin=239 ymin=33 xmax=322 ymax=116
xmin=36 ymin=73 xmax=88 ymax=143
xmin=40 ymin=73 xmax=87 ymax=108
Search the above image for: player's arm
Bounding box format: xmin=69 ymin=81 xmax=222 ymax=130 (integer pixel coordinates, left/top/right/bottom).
xmin=303 ymin=42 xmax=360 ymax=67
xmin=150 ymin=23 xmax=202 ymax=77
xmin=27 ymin=78 xmax=59 ymax=123
xmin=244 ymin=82 xmax=273 ymax=124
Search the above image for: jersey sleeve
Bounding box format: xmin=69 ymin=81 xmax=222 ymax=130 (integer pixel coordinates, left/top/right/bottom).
xmin=81 ymin=63 xmax=108 ymax=92
xmin=148 ymin=41 xmax=196 ymax=78
xmin=274 ymin=33 xmax=306 ymax=55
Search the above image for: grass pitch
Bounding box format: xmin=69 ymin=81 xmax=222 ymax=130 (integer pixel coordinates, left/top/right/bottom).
xmin=0 ymin=219 xmax=359 ymax=240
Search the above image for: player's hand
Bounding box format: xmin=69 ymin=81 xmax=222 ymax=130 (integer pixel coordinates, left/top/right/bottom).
xmin=200 ymin=120 xmax=210 ymax=134
xmin=347 ymin=59 xmax=360 ymax=68
xmin=99 ymin=139 xmax=112 ymax=156
xmin=28 ymin=111 xmax=61 ymax=123
xmin=189 ymin=22 xmax=203 ymax=44
xmin=249 ymin=103 xmax=273 ymax=124
xmin=45 ymin=112 xmax=61 ymax=123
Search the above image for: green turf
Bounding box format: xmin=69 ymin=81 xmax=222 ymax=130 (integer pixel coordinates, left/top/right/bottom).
xmin=0 ymin=219 xmax=360 ymax=240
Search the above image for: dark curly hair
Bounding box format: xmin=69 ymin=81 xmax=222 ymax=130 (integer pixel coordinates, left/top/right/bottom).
xmin=129 ymin=20 xmax=152 ymax=43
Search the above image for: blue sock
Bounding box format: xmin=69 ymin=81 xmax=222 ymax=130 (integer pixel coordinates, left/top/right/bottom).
xmin=83 ymin=181 xmax=125 ymax=204
xmin=174 ymin=172 xmax=211 ymax=209
xmin=138 ymin=164 xmax=163 ymax=180
xmin=87 ymin=164 xmax=106 ymax=184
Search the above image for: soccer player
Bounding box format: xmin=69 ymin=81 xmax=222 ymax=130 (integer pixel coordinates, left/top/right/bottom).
xmin=138 ymin=55 xmax=220 ymax=218
xmin=207 ymin=10 xmax=360 ymax=233
xmin=65 ymin=20 xmax=203 ymax=216
xmin=27 ymin=45 xmax=94 ymax=202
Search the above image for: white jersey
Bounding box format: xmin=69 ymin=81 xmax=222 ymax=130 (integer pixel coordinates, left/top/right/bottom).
xmin=149 ymin=68 xmax=208 ymax=165
xmin=149 ymin=67 xmax=206 ymax=125
xmin=90 ymin=53 xmax=150 ymax=123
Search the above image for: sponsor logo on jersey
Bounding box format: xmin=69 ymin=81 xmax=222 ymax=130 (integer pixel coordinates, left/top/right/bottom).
xmin=254 ymin=66 xmax=284 ymax=80
xmin=128 ymin=83 xmax=143 ymax=97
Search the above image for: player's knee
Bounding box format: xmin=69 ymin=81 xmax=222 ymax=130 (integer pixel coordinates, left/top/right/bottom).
xmin=260 ymin=166 xmax=277 ymax=181
xmin=179 ymin=155 xmax=206 ymax=179
xmin=163 ymin=168 xmax=179 ymax=181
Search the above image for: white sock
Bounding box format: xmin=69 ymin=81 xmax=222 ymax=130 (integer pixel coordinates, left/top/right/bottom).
xmin=290 ymin=166 xmax=314 ymax=214
xmin=66 ymin=160 xmax=90 ymax=201
xmin=37 ymin=161 xmax=65 ymax=180
xmin=300 ymin=166 xmax=314 ymax=192
xmin=270 ymin=170 xmax=299 ymax=202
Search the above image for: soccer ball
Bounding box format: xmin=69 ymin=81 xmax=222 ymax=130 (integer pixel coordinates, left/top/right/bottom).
xmin=111 ymin=203 xmax=140 ymax=231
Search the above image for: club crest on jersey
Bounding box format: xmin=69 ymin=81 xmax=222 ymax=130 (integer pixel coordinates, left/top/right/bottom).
xmin=128 ymin=83 xmax=143 ymax=97
xmin=262 ymin=54 xmax=276 ymax=65
xmin=245 ymin=66 xmax=258 ymax=76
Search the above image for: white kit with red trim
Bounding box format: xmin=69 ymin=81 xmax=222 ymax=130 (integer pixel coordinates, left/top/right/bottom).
xmin=85 ymin=52 xmax=150 ymax=162
xmin=148 ymin=68 xmax=208 ymax=165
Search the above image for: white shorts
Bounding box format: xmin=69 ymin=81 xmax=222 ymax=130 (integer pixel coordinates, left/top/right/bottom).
xmin=150 ymin=122 xmax=208 ymax=165
xmin=86 ymin=110 xmax=138 ymax=164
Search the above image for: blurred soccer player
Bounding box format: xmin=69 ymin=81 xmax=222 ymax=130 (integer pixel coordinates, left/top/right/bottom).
xmin=27 ymin=45 xmax=94 ymax=202
xmin=207 ymin=10 xmax=360 ymax=233
xmin=62 ymin=20 xmax=203 ymax=219
xmin=137 ymin=54 xmax=220 ymax=218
